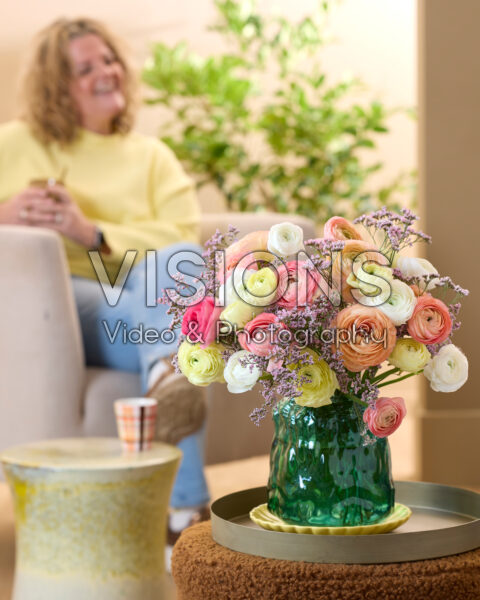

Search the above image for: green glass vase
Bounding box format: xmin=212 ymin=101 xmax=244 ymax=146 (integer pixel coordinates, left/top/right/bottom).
xmin=267 ymin=392 xmax=394 ymax=527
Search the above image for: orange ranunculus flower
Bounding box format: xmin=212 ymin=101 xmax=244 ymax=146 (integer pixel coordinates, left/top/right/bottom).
xmin=332 ymin=305 xmax=397 ymax=372
xmin=222 ymin=231 xmax=270 ymax=281
xmin=331 ymin=240 xmax=386 ymax=304
xmin=407 ymin=295 xmax=452 ymax=345
xmin=410 ymin=284 xmax=422 ymax=297
xmin=323 ymin=216 xmax=364 ymax=241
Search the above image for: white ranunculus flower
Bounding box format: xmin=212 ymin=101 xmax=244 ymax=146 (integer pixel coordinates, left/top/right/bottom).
xmin=362 ymin=278 xmax=416 ymax=325
xmin=423 ymin=344 xmax=468 ymax=393
xmin=395 ymin=256 xmax=440 ymax=290
xmin=267 ymin=222 xmax=304 ymax=258
xmin=224 ymin=350 xmax=261 ymax=394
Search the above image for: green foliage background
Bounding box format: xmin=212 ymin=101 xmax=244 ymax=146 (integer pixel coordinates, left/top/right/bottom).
xmin=143 ymin=0 xmax=415 ymax=223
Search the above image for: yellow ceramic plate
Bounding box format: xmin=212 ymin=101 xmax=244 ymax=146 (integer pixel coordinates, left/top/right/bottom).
xmin=250 ymin=503 xmax=412 ymax=535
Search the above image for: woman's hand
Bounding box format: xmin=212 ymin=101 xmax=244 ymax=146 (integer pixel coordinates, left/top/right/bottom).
xmin=1 ymin=184 xmax=98 ymax=248
xmin=34 ymin=184 xmax=97 ymax=248
xmin=0 ymin=187 xmax=52 ymax=226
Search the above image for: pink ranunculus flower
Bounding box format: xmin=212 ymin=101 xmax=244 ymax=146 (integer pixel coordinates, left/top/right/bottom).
xmin=267 ymin=357 xmax=284 ymax=373
xmin=181 ymin=297 xmax=223 ymax=348
xmin=276 ymin=261 xmax=327 ymax=308
xmin=323 ymin=216 xmax=364 ymax=241
xmin=363 ymin=397 xmax=407 ymax=438
xmin=407 ymin=295 xmax=452 ymax=345
xmin=238 ymin=312 xmax=287 ymax=357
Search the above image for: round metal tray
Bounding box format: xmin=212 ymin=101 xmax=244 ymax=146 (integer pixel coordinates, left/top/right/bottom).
xmin=211 ymin=481 xmax=480 ymax=564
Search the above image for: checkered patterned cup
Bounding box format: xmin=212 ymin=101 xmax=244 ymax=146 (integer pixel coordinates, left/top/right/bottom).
xmin=114 ymin=398 xmax=158 ymax=452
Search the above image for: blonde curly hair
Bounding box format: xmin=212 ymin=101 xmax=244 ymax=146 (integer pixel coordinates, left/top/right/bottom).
xmin=19 ymin=17 xmax=138 ymax=145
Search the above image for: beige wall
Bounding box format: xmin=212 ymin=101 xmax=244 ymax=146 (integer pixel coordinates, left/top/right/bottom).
xmin=0 ymin=0 xmax=420 ymax=479
xmin=0 ymin=0 xmax=416 ymax=212
xmin=418 ymin=0 xmax=480 ymax=485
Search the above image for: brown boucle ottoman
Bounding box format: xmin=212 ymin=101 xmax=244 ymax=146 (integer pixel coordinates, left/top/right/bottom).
xmin=172 ymin=522 xmax=480 ymax=600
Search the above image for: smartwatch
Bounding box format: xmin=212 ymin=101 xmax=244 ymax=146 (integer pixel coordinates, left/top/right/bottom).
xmin=92 ymin=227 xmax=111 ymax=254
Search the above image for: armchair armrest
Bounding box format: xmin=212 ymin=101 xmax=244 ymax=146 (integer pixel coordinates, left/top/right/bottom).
xmin=0 ymin=226 xmax=85 ymax=448
xmin=200 ymin=212 xmax=317 ymax=244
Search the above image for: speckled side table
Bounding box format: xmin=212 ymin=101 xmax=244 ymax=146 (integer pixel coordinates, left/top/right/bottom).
xmin=1 ymin=438 xmax=181 ymax=600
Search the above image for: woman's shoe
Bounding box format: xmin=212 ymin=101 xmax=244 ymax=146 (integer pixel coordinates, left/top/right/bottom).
xmin=147 ymin=361 xmax=206 ymax=445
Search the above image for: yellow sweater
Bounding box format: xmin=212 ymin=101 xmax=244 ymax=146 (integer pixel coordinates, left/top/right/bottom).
xmin=0 ymin=120 xmax=200 ymax=280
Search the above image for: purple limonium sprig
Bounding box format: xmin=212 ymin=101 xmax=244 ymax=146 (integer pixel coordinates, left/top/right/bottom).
xmin=201 ymin=225 xmax=239 ymax=297
xmin=304 ymin=238 xmax=345 ymax=291
xmin=448 ymin=302 xmax=462 ymax=334
xmin=171 ymin=351 xmax=181 ymax=374
xmin=433 ymin=276 xmax=469 ymax=298
xmin=248 ymin=345 xmax=321 ymax=425
xmin=354 ymin=208 xmax=431 ymax=261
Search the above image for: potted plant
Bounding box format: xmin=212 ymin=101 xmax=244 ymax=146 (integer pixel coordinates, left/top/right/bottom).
xmin=143 ymin=0 xmax=415 ymax=223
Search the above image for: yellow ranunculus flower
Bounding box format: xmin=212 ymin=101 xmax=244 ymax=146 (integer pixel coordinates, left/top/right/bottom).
xmin=240 ymin=267 xmax=278 ymax=307
xmin=293 ymin=350 xmax=339 ymax=408
xmin=347 ymin=263 xmax=393 ymax=297
xmin=388 ymin=338 xmax=431 ymax=372
xmin=177 ymin=341 xmax=225 ymax=387
xmin=220 ymin=299 xmax=262 ymax=329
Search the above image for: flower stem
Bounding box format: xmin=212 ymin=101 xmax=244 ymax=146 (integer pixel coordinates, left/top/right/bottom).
xmin=372 ymin=368 xmax=399 ymax=383
xmin=377 ymin=370 xmax=423 ymax=388
xmin=362 ymin=366 xmax=379 ymax=383
xmin=259 ymin=374 xmax=273 ymax=382
xmin=344 ymin=392 xmax=369 ymax=408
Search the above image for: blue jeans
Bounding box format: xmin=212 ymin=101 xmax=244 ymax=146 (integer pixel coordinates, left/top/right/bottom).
xmin=72 ymin=242 xmax=209 ymax=509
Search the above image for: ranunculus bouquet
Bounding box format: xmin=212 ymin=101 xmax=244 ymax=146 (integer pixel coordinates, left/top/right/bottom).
xmin=166 ymin=208 xmax=469 ymax=528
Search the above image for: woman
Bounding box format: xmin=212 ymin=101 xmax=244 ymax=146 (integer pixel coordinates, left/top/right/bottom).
xmin=0 ymin=18 xmax=209 ymax=547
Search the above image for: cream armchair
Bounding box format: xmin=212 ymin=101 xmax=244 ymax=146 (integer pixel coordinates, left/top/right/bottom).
xmin=0 ymin=213 xmax=316 ymax=464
